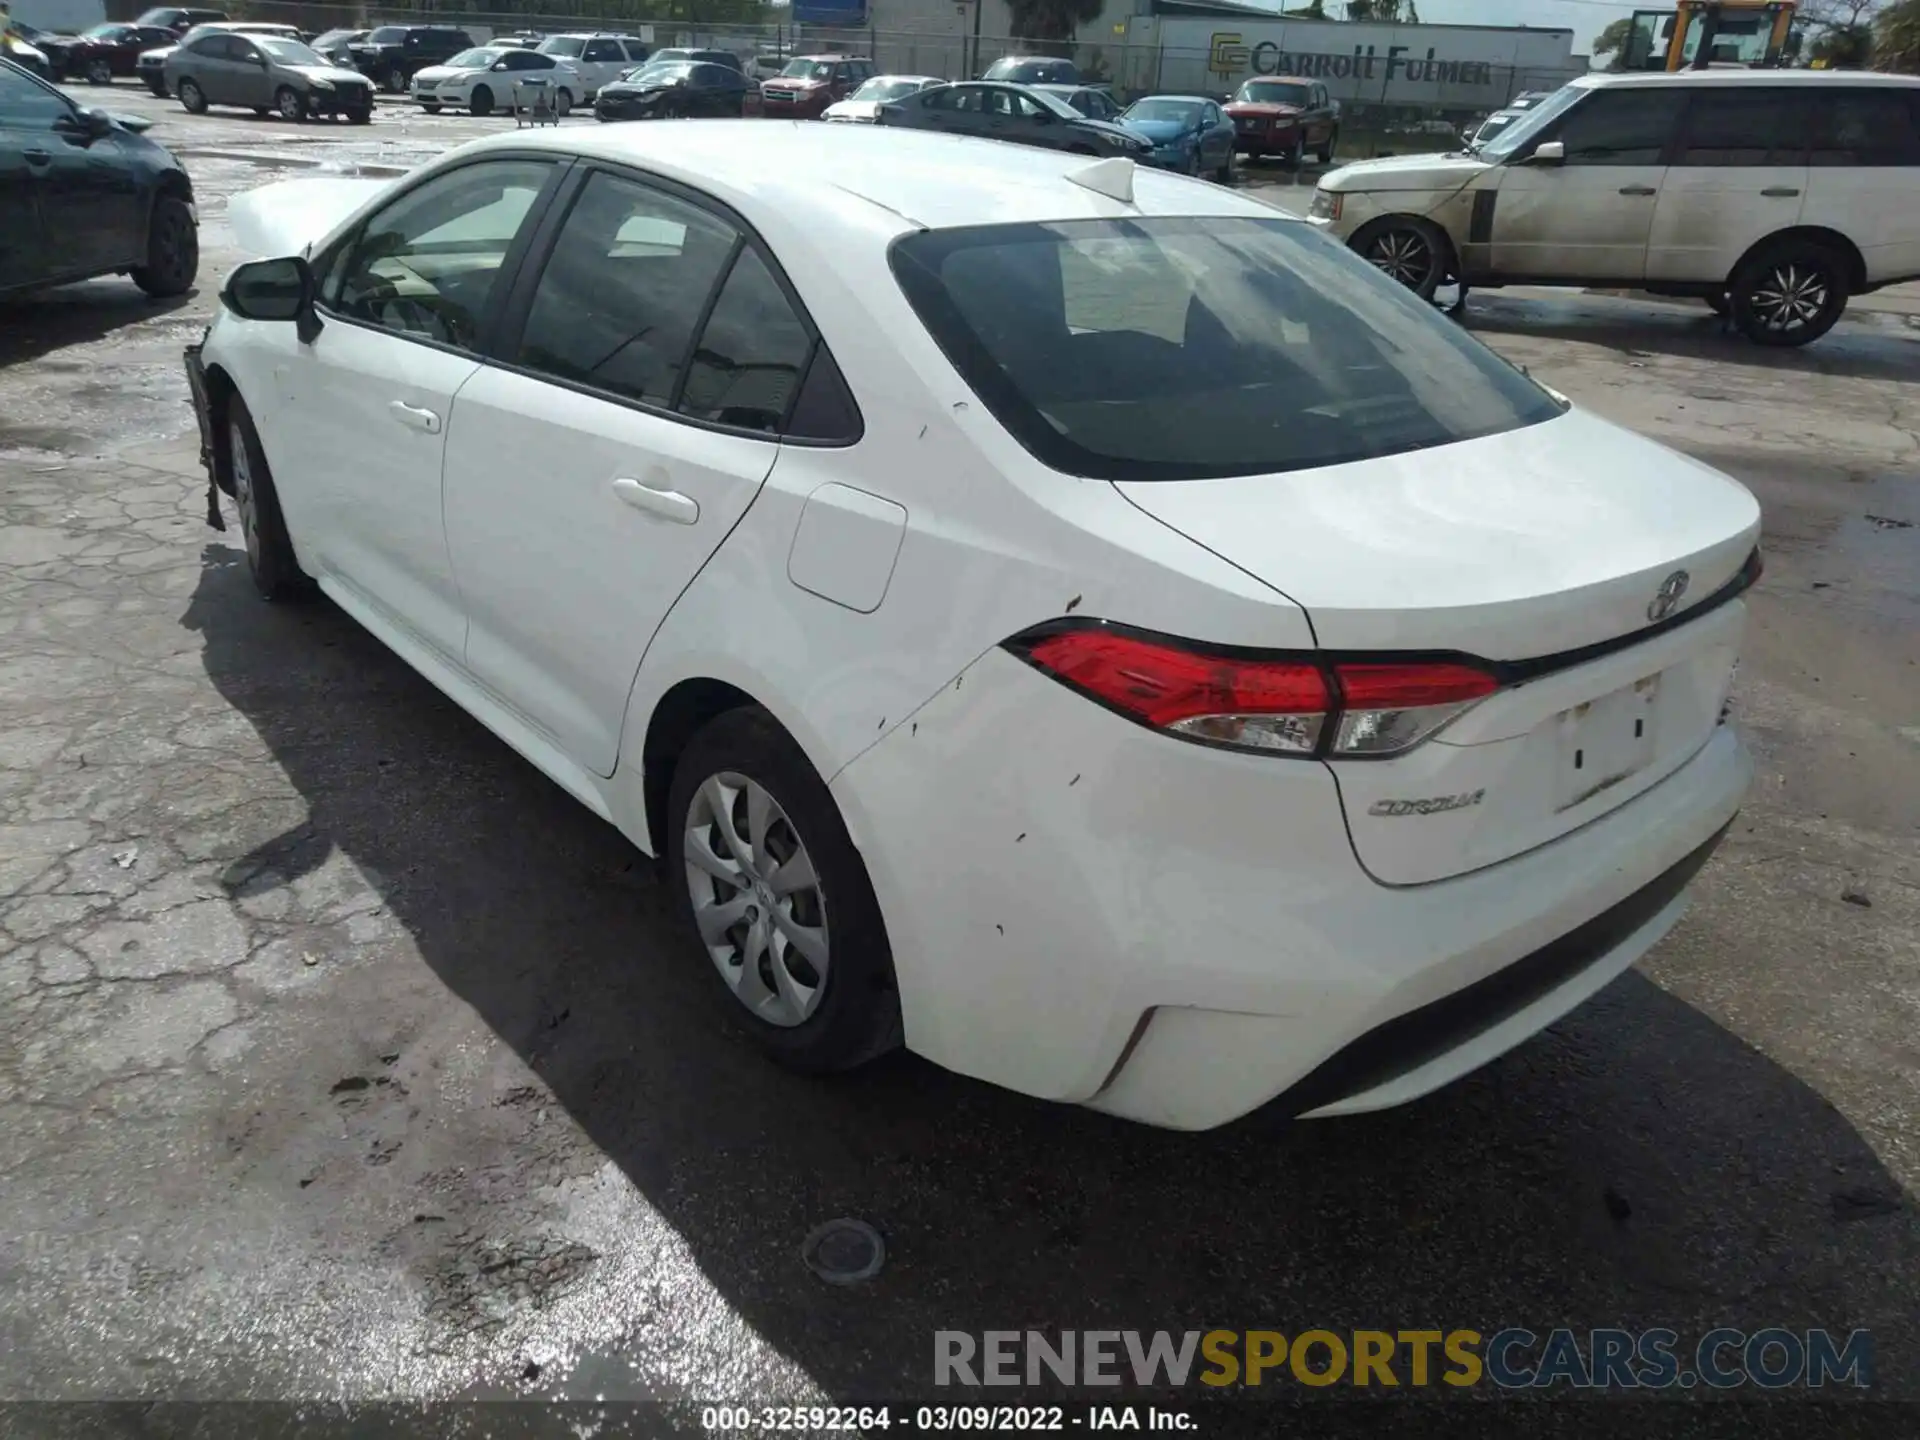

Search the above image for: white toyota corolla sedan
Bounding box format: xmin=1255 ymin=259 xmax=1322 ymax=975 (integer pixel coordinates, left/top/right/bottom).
xmin=185 ymin=122 xmax=1760 ymax=1130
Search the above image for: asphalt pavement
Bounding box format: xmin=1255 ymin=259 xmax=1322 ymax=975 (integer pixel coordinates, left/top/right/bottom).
xmin=0 ymin=82 xmax=1916 ymax=1433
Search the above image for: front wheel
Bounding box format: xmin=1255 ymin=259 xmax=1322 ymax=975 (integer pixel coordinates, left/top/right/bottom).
xmin=224 ymin=395 xmax=312 ymax=602
xmin=131 ymin=194 xmax=197 ymax=297
xmin=419 ymin=100 xmax=440 ymax=113
xmin=346 ymin=105 xmax=372 ymax=125
xmin=469 ymin=84 xmax=492 ymax=117
xmin=667 ymin=707 xmax=902 ymax=1074
xmin=86 ymin=58 xmax=112 ymax=84
xmin=1729 ymin=239 xmax=1848 ymax=347
xmin=1352 ymin=217 xmax=1450 ymax=301
xmin=555 ymin=87 xmax=572 ymax=117
xmin=1317 ymin=127 xmax=1337 ymax=164
xmin=1705 ymin=292 xmax=1730 ymax=317
xmin=176 ymin=77 xmax=206 ymax=114
xmin=275 ymin=85 xmax=306 ymax=122
xmin=386 ymin=64 xmax=406 ymax=94
xmin=1214 ymin=148 xmax=1234 ymax=184
xmin=1287 ymin=132 xmax=1304 ymax=169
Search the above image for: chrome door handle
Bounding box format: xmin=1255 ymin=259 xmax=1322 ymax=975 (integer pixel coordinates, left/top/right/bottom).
xmin=612 ymin=477 xmax=699 ymax=525
xmin=1617 ymin=185 xmax=1657 ymax=196
xmin=388 ymin=400 xmax=441 ymax=434
xmin=22 ymin=148 xmax=51 ymax=167
xmin=1761 ymin=186 xmax=1800 ymax=198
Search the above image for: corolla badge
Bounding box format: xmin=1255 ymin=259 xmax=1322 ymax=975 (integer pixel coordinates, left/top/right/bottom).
xmin=1647 ymin=569 xmax=1690 ymax=623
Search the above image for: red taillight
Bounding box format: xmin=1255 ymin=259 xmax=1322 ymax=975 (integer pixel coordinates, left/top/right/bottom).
xmin=1013 ymin=627 xmax=1497 ymax=759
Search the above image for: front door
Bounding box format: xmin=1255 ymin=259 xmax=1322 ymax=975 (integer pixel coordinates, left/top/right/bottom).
xmin=273 ymin=157 xmax=560 ymax=662
xmin=226 ymin=35 xmax=276 ymax=109
xmin=443 ymin=167 xmax=801 ymax=775
xmin=1486 ymin=86 xmax=1688 ymax=283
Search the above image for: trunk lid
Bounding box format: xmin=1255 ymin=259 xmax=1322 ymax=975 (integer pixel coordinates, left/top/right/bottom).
xmin=1117 ymin=410 xmax=1761 ymax=884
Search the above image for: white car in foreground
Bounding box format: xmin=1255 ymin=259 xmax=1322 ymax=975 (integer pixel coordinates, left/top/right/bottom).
xmin=186 ymin=124 xmax=1759 ymax=1130
xmin=823 ymin=73 xmax=943 ymax=122
xmin=410 ymin=45 xmax=580 ymax=116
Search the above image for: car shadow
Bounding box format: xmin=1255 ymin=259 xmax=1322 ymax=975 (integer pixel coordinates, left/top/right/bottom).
xmin=1459 ymin=290 xmax=1920 ymax=383
xmin=0 ymin=286 xmax=195 ymax=367
xmin=178 ymin=549 xmax=1916 ymax=1405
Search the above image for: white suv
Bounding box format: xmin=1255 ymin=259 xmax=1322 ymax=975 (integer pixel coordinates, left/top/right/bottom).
xmin=534 ymin=32 xmax=647 ymax=99
xmin=1309 ymin=71 xmax=1920 ymax=346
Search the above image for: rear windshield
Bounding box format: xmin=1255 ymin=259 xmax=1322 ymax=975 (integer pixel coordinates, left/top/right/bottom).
xmin=890 ymin=218 xmax=1560 ymax=482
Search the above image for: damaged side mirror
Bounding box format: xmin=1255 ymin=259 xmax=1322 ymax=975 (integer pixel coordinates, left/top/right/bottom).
xmin=222 ymin=254 xmax=322 ymax=343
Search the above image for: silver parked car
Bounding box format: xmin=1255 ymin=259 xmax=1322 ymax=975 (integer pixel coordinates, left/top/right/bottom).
xmin=165 ymin=29 xmax=373 ymax=122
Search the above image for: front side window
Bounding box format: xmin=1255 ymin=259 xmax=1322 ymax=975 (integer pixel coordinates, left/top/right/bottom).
xmin=540 ymin=36 xmax=585 ymax=58
xmin=256 ymin=38 xmax=325 ymax=66
xmin=681 ymin=248 xmax=812 ymax=432
xmin=366 ymin=26 xmax=404 ymax=44
xmin=584 ymin=39 xmax=622 ymax=61
xmin=1541 ymin=87 xmax=1686 ymax=165
xmin=0 ymin=63 xmax=69 ymax=126
xmin=1810 ymin=88 xmax=1920 ymax=166
xmin=515 ymin=172 xmax=739 ymax=410
xmin=329 ymin=160 xmax=552 ymax=351
xmin=891 ymin=217 xmax=1560 ymax=482
xmin=1673 ymin=89 xmax=1808 ymax=166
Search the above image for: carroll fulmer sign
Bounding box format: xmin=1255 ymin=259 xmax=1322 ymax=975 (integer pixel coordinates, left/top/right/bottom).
xmin=1153 ymin=18 xmax=1577 ymax=106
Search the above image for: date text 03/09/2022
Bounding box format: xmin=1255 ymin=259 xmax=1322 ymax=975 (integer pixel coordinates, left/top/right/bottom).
xmin=701 ymin=1406 xmax=1192 ymax=1432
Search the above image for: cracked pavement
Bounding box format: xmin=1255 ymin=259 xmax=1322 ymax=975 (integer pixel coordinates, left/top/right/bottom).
xmin=0 ymin=102 xmax=1917 ymax=1428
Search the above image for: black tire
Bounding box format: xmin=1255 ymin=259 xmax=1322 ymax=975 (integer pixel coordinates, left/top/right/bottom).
xmin=420 ymin=100 xmax=440 ymax=113
xmin=224 ymin=394 xmax=312 ymax=602
xmin=555 ymin=88 xmax=572 ymax=117
xmin=386 ymin=64 xmax=406 ymax=94
xmin=1287 ymin=132 xmax=1304 ymax=169
xmin=131 ymin=194 xmax=197 ymax=297
xmin=86 ymin=58 xmax=112 ymax=85
xmin=275 ymin=85 xmax=306 ymax=122
xmin=1318 ymin=127 xmax=1337 ymax=164
xmin=1351 ymin=216 xmax=1450 ymax=301
xmin=346 ymin=105 xmax=372 ymax=125
xmin=177 ymin=77 xmax=206 ymax=114
xmin=469 ymin=84 xmax=493 ymax=117
xmin=1729 ymin=238 xmax=1848 ymax=348
xmin=667 ymin=706 xmax=902 ymax=1074
xmin=145 ymin=77 xmax=167 ymax=96
xmin=1182 ymin=149 xmax=1201 ymax=176
xmin=1214 ymin=149 xmax=1234 ymax=184
xmin=1705 ymin=292 xmax=1730 ymax=317
xmin=251 ymin=106 xmax=269 ymax=117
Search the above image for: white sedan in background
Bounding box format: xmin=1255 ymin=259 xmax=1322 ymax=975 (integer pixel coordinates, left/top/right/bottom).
xmin=410 ymin=45 xmax=581 ymax=116
xmin=822 ymin=73 xmax=943 ymax=122
xmin=186 ymin=123 xmax=1758 ymax=1130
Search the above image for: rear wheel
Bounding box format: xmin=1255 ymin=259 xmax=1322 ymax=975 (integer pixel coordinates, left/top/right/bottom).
xmin=469 ymin=84 xmax=493 ymax=117
xmin=1352 ymin=216 xmax=1449 ymax=301
xmin=86 ymin=58 xmax=112 ymax=84
xmin=275 ymin=85 xmax=306 ymax=122
xmin=667 ymin=707 xmax=901 ymax=1074
xmin=131 ymin=194 xmax=197 ymax=297
xmin=225 ymin=396 xmax=312 ymax=602
xmin=177 ymin=77 xmax=206 ymax=114
xmin=1729 ymin=238 xmax=1848 ymax=347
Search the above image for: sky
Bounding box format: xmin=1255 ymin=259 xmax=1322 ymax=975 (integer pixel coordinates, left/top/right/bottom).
xmin=1310 ymin=0 xmax=1644 ymax=52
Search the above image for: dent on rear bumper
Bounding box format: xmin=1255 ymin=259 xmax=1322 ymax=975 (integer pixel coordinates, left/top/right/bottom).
xmin=832 ymin=648 xmax=1750 ymax=1130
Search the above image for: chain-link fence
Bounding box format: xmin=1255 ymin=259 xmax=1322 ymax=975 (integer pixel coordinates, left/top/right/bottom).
xmin=102 ymin=0 xmax=1582 ymax=160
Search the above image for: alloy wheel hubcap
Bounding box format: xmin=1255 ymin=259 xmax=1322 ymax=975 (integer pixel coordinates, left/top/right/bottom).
xmin=1368 ymin=230 xmax=1430 ymax=287
xmin=228 ymin=422 xmax=259 ymax=561
xmin=1751 ymin=263 xmax=1829 ymax=332
xmin=684 ymin=772 xmax=829 ymax=1028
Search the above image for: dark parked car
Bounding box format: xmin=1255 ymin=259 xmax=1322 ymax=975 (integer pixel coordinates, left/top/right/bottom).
xmin=167 ymin=31 xmax=373 ymax=122
xmin=649 ymin=46 xmax=743 ymax=72
xmin=1118 ymin=93 xmax=1236 ymax=178
xmin=0 ymin=56 xmax=197 ymax=299
xmin=309 ymin=28 xmax=368 ymax=66
xmin=37 ymin=23 xmax=177 ymax=83
xmin=879 ymin=81 xmax=1149 ymax=159
xmin=759 ymin=53 xmax=874 ymax=119
xmin=135 ymin=7 xmax=229 ymax=36
xmin=981 ymin=55 xmax=1078 ymax=85
xmin=594 ymin=59 xmax=750 ymax=121
xmin=1028 ymin=81 xmax=1121 ymax=121
xmin=1224 ymin=76 xmax=1338 ymax=165
xmin=348 ymin=25 xmax=473 ymax=94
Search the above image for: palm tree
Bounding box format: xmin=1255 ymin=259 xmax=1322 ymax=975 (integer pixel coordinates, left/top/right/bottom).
xmin=1875 ymin=0 xmax=1920 ymax=68
xmin=1006 ymin=0 xmax=1104 ymax=42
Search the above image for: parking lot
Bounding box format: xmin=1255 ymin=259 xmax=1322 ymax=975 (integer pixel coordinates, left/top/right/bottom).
xmin=2 ymin=80 xmax=1918 ymax=1428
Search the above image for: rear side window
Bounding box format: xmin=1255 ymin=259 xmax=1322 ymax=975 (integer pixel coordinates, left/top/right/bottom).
xmin=680 ymin=248 xmax=812 ymax=433
xmin=515 ymin=172 xmax=739 ymax=409
xmin=367 ymin=27 xmax=403 ymax=43
xmin=1551 ymin=87 xmax=1687 ymax=165
xmin=1809 ymin=88 xmax=1920 ymax=166
xmin=890 ymin=218 xmax=1560 ymax=482
xmin=1673 ymin=88 xmax=1808 ymax=166
xmin=584 ymin=39 xmax=623 ymax=61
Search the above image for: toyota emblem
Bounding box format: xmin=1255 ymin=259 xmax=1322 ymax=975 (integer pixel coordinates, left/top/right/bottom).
xmin=1648 ymin=570 xmax=1690 ymax=623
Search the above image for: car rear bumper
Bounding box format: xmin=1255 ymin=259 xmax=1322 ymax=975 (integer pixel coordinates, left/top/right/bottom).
xmin=831 ymin=646 xmax=1750 ymax=1130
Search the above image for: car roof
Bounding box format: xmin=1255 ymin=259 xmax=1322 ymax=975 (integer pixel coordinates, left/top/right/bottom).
xmin=1577 ymin=68 xmax=1920 ymax=89
xmin=460 ymin=121 xmax=1294 ymax=233
xmin=1132 ymin=93 xmax=1217 ymax=103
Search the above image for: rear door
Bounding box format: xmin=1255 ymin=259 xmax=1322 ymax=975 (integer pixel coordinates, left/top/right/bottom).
xmin=1488 ymin=85 xmax=1687 ymax=281
xmin=1647 ymin=86 xmax=1808 ymax=284
xmin=442 ymin=166 xmax=805 ymax=775
xmin=1802 ymin=85 xmax=1920 ymax=284
xmin=9 ymin=71 xmax=142 ymax=275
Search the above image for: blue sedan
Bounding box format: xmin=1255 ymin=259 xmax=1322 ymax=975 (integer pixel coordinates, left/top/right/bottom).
xmin=1118 ymin=94 xmax=1235 ymax=181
